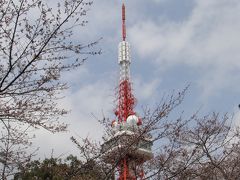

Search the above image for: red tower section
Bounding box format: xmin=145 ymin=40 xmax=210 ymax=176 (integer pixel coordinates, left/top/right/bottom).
xmin=115 ymin=79 xmax=136 ymax=123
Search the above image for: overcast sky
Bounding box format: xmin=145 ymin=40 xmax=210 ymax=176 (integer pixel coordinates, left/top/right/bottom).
xmin=34 ymin=0 xmax=240 ymax=158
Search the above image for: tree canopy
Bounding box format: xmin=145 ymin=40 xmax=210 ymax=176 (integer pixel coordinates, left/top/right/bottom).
xmin=14 ymin=155 xmax=107 ymax=180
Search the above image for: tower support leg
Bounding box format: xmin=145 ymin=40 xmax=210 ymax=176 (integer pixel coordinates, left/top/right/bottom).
xmin=118 ymin=157 xmax=137 ymax=180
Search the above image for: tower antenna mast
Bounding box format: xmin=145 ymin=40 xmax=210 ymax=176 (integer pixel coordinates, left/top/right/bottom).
xmin=122 ymin=3 xmax=126 ymax=41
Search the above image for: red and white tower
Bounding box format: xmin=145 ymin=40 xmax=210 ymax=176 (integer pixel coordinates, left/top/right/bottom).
xmin=101 ymin=3 xmax=153 ymax=180
xmin=115 ymin=3 xmax=136 ymax=125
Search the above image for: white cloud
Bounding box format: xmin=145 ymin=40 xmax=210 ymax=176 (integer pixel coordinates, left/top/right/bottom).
xmin=133 ymin=77 xmax=160 ymax=102
xmin=33 ymin=77 xmax=114 ymax=158
xmin=129 ymin=0 xmax=240 ymax=97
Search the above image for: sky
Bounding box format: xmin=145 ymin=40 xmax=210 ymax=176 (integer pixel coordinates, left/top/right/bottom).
xmin=33 ymin=0 xmax=240 ymax=158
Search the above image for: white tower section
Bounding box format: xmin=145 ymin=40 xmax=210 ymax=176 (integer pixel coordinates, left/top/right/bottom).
xmin=118 ymin=41 xmax=131 ymax=82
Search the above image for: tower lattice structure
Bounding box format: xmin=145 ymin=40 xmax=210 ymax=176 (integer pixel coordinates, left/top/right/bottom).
xmin=101 ymin=3 xmax=153 ymax=180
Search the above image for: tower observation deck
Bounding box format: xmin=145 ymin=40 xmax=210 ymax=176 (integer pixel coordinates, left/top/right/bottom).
xmin=101 ymin=3 xmax=153 ymax=180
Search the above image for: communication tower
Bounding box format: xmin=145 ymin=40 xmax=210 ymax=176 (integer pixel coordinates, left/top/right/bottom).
xmin=101 ymin=3 xmax=153 ymax=180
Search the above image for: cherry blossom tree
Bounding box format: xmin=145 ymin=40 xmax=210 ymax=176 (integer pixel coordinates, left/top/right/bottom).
xmin=0 ymin=0 xmax=99 ymax=178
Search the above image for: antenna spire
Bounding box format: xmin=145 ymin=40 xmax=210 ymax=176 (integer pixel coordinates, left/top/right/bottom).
xmin=122 ymin=3 xmax=126 ymax=41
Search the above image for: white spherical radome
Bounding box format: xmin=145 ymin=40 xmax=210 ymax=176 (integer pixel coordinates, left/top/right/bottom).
xmin=126 ymin=115 xmax=138 ymax=126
